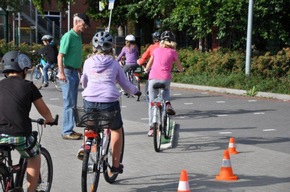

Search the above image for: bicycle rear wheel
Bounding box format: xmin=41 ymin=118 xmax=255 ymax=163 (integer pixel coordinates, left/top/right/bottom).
xmin=103 ymin=127 xmax=125 ymax=183
xmin=82 ymin=139 xmax=100 ymax=192
xmin=30 ymin=66 xmax=44 ymax=89
xmin=153 ymin=107 xmax=162 ymax=152
xmin=21 ymin=147 xmax=53 ymax=192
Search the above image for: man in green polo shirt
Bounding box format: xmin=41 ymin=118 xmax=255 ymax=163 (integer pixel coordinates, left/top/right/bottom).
xmin=57 ymin=13 xmax=90 ymax=140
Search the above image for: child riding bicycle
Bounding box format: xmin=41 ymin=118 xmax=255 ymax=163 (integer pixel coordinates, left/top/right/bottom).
xmin=32 ymin=35 xmax=58 ymax=88
xmin=0 ymin=51 xmax=55 ymax=192
xmin=116 ymin=34 xmax=139 ymax=74
xmin=144 ymin=31 xmax=184 ymax=136
xmin=79 ymin=31 xmax=141 ymax=174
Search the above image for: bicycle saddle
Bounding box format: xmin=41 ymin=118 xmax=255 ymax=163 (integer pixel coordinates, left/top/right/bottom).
xmin=153 ymin=83 xmax=166 ymax=89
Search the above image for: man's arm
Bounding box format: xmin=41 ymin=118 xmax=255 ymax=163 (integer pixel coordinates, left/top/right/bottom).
xmin=57 ymin=53 xmax=66 ymax=82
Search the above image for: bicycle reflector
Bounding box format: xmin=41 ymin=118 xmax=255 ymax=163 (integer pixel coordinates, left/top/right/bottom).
xmin=151 ymin=102 xmax=162 ymax=107
xmin=84 ymin=130 xmax=98 ymax=138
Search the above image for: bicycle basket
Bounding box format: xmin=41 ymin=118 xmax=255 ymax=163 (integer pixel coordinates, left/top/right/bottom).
xmin=73 ymin=107 xmax=117 ymax=130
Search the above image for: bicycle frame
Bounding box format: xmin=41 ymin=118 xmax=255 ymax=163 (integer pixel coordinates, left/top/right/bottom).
xmin=0 ymin=116 xmax=58 ymax=192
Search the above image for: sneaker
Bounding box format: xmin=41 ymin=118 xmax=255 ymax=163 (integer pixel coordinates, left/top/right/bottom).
xmin=77 ymin=146 xmax=84 ymax=160
xmin=42 ymin=82 xmax=48 ymax=87
xmin=62 ymin=132 xmax=81 ymax=140
xmin=166 ymin=103 xmax=176 ymax=115
xmin=72 ymin=130 xmax=83 ymax=137
xmin=147 ymin=128 xmax=154 ymax=137
xmin=111 ymin=163 xmax=124 ymax=175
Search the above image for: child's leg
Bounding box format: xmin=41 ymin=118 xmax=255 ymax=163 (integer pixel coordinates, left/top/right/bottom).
xmin=26 ymin=154 xmax=41 ymax=192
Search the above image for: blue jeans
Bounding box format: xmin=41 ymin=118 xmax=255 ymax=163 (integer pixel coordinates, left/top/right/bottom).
xmin=43 ymin=63 xmax=52 ymax=83
xmin=83 ymin=100 xmax=122 ymax=130
xmin=148 ymin=79 xmax=171 ymax=127
xmin=60 ymin=68 xmax=79 ymax=135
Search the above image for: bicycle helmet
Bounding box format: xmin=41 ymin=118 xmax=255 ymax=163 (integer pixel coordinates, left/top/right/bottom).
xmin=41 ymin=35 xmax=53 ymax=42
xmin=160 ymin=30 xmax=176 ymax=42
xmin=1 ymin=51 xmax=32 ymax=73
xmin=92 ymin=31 xmax=113 ymax=51
xmin=152 ymin=31 xmax=160 ymax=41
xmin=125 ymin=34 xmax=135 ymax=42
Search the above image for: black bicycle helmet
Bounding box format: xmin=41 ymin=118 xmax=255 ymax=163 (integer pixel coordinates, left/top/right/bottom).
xmin=160 ymin=30 xmax=176 ymax=42
xmin=92 ymin=31 xmax=113 ymax=51
xmin=1 ymin=51 xmax=32 ymax=73
xmin=152 ymin=31 xmax=160 ymax=41
xmin=41 ymin=35 xmax=53 ymax=42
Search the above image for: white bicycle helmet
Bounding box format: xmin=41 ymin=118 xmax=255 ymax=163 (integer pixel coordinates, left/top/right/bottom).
xmin=92 ymin=31 xmax=113 ymax=51
xmin=125 ymin=34 xmax=135 ymax=42
xmin=1 ymin=51 xmax=32 ymax=73
xmin=41 ymin=35 xmax=53 ymax=42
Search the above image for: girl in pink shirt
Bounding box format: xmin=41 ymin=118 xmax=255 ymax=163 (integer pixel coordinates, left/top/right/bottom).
xmin=144 ymin=31 xmax=183 ymax=136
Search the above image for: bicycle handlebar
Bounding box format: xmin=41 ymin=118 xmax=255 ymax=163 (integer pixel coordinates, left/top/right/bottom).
xmin=31 ymin=115 xmax=59 ymax=126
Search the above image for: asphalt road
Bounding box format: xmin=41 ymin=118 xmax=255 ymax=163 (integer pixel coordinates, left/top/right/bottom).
xmin=1 ymin=73 xmax=290 ymax=191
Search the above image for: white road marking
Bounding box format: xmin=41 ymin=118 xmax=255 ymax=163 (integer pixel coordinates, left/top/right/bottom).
xmin=50 ymin=98 xmax=59 ymax=101
xmin=184 ymin=103 xmax=193 ymax=105
xmin=254 ymin=112 xmax=265 ymax=115
xmin=219 ymin=132 xmax=232 ymax=134
xmin=217 ymin=114 xmax=228 ymax=117
xmin=263 ymin=129 xmax=276 ymax=132
xmin=173 ymin=93 xmax=182 ymax=96
xmin=248 ymin=100 xmax=257 ymax=102
xmin=216 ymin=101 xmax=226 ymax=103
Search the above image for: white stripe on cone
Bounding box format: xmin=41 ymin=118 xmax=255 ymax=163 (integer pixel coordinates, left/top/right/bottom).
xmin=178 ymin=181 xmax=190 ymax=191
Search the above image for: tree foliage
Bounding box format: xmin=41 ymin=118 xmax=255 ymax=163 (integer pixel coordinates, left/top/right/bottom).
xmin=2 ymin=0 xmax=290 ymax=50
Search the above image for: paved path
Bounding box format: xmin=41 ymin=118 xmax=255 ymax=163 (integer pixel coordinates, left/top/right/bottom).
xmin=26 ymin=82 xmax=290 ymax=192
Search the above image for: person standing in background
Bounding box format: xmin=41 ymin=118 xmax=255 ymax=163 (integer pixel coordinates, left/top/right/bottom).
xmin=57 ymin=13 xmax=90 ymax=140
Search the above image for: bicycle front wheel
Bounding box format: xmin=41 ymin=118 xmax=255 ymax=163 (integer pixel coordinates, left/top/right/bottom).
xmin=52 ymin=68 xmax=62 ymax=92
xmin=163 ymin=113 xmax=171 ymax=139
xmin=21 ymin=147 xmax=53 ymax=192
xmin=0 ymin=163 xmax=9 ymax=191
xmin=132 ymin=76 xmax=141 ymax=91
xmin=30 ymin=66 xmax=44 ymax=89
xmin=82 ymin=139 xmax=100 ymax=192
xmin=153 ymin=107 xmax=162 ymax=152
xmin=103 ymin=127 xmax=125 ymax=183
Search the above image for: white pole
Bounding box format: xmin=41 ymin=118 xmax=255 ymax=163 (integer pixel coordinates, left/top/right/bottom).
xmin=107 ymin=9 xmax=113 ymax=32
xmin=245 ymin=0 xmax=254 ymax=76
xmin=18 ymin=12 xmax=20 ymax=45
xmin=67 ymin=1 xmax=70 ymax=31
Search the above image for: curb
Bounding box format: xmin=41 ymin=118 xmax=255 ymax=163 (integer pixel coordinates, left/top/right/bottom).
xmin=171 ymin=82 xmax=290 ymax=101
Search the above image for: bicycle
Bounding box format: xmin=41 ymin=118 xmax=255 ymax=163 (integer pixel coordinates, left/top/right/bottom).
xmin=73 ymin=107 xmax=124 ymax=192
xmin=30 ymin=54 xmax=61 ymax=91
xmin=150 ymin=82 xmax=172 ymax=152
xmin=119 ymin=59 xmax=141 ymax=101
xmin=0 ymin=115 xmax=59 ymax=192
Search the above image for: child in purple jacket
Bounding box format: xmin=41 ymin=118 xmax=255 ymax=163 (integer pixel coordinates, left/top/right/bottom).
xmin=116 ymin=34 xmax=139 ymax=74
xmin=79 ymin=31 xmax=140 ymax=174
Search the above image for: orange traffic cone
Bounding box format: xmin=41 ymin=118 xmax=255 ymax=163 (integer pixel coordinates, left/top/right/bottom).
xmin=177 ymin=170 xmax=190 ymax=192
xmin=216 ymin=150 xmax=238 ymax=181
xmin=228 ymin=137 xmax=239 ymax=154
